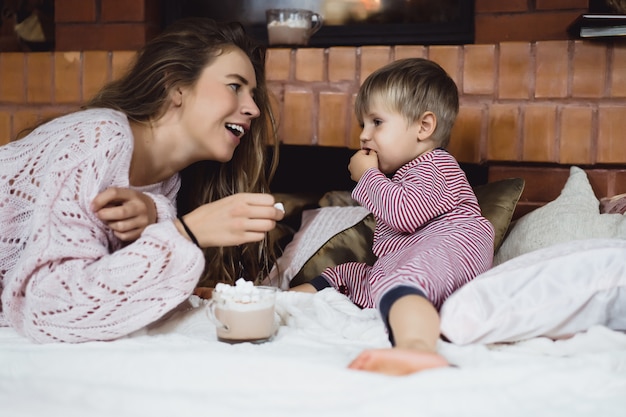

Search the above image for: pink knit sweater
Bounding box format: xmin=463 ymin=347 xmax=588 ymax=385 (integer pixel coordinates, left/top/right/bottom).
xmin=0 ymin=108 xmax=205 ymax=343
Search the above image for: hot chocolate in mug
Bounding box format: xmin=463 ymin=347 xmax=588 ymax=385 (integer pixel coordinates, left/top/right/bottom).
xmin=206 ymin=279 xmax=279 ymax=344
xmin=266 ymin=8 xmax=323 ymax=46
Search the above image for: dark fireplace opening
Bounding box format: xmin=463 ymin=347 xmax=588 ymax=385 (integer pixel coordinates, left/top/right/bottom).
xmin=162 ymin=0 xmax=475 ymax=47
xmin=267 ymin=145 xmax=488 ymax=194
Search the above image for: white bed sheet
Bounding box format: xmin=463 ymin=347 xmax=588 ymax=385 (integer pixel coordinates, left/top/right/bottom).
xmin=1 ymin=289 xmax=625 ymax=417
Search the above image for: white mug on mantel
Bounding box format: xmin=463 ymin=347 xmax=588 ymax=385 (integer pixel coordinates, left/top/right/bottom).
xmin=266 ymin=8 xmax=323 ymax=46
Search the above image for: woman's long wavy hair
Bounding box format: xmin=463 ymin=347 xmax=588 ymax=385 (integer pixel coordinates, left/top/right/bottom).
xmin=84 ymin=18 xmax=279 ymax=287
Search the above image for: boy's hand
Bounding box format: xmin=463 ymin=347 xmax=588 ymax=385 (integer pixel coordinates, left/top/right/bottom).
xmin=348 ymin=149 xmax=378 ymax=182
xmin=92 ymin=187 xmax=157 ymax=242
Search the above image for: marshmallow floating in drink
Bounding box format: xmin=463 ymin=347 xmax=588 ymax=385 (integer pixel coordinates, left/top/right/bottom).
xmin=208 ymin=278 xmax=278 ymax=343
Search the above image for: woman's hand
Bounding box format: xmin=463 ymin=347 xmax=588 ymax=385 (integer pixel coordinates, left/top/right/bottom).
xmin=176 ymin=193 xmax=284 ymax=248
xmin=348 ymin=149 xmax=378 ymax=182
xmin=91 ymin=187 xmax=157 ymax=242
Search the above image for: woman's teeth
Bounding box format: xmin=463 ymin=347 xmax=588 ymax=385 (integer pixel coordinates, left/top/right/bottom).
xmin=226 ymin=123 xmax=244 ymax=137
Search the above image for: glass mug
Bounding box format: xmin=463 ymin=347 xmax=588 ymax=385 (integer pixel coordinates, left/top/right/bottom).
xmin=206 ymin=285 xmax=279 ymax=344
xmin=266 ymin=8 xmax=324 ymax=46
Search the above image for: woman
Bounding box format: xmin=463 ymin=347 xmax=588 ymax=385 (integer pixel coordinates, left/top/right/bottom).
xmin=0 ymin=18 xmax=283 ymax=343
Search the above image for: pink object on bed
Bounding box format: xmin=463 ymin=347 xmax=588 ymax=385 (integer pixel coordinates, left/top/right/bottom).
xmin=601 ymin=193 xmax=626 ymax=214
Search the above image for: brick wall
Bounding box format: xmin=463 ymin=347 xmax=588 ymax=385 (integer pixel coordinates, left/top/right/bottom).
xmin=0 ymin=50 xmax=136 ymax=140
xmin=475 ymin=0 xmax=588 ymax=43
xmin=54 ymin=0 xmax=162 ymax=51
xmin=264 ymin=41 xmax=626 ymax=165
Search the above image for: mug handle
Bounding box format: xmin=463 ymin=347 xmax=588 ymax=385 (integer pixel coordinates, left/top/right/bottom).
xmin=205 ymin=300 xmax=229 ymax=332
xmin=310 ymin=12 xmax=323 ymax=35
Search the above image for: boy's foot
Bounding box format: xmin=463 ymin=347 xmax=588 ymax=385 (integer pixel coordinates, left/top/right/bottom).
xmin=348 ymin=348 xmax=448 ymax=376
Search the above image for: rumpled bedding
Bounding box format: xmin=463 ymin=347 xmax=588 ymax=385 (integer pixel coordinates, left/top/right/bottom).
xmin=1 ymin=288 xmax=625 ymax=417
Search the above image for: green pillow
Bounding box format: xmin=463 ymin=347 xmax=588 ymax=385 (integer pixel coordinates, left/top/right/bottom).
xmin=473 ymin=177 xmax=525 ymax=252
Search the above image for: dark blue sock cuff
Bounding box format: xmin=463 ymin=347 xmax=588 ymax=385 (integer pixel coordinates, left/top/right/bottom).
xmin=308 ymin=275 xmax=332 ymax=291
xmin=379 ymin=285 xmax=427 ymax=346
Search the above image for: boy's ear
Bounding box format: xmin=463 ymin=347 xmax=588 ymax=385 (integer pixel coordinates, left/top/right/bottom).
xmin=416 ymin=111 xmax=436 ymax=141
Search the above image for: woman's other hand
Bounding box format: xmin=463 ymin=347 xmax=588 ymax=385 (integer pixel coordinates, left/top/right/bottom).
xmin=91 ymin=187 xmax=157 ymax=242
xmin=177 ymin=193 xmax=284 ymax=248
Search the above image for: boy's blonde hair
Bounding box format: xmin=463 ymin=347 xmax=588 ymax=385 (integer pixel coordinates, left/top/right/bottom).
xmin=355 ymin=58 xmax=459 ymax=148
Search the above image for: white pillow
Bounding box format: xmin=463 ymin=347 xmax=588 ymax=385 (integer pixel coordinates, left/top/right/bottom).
xmin=440 ymin=238 xmax=626 ymax=345
xmin=494 ymin=166 xmax=626 ymax=265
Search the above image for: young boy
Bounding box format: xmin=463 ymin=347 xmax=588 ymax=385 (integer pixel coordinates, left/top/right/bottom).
xmin=292 ymin=58 xmax=494 ymax=375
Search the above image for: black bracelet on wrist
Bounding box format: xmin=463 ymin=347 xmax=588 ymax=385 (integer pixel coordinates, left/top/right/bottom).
xmin=178 ymin=215 xmax=200 ymax=248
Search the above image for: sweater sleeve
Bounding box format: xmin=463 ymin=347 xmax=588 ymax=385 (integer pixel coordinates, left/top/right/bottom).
xmin=3 ymin=221 xmax=205 ymax=343
xmin=144 ymin=188 xmax=178 ymax=222
xmin=0 ymin=111 xmax=205 ymax=343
